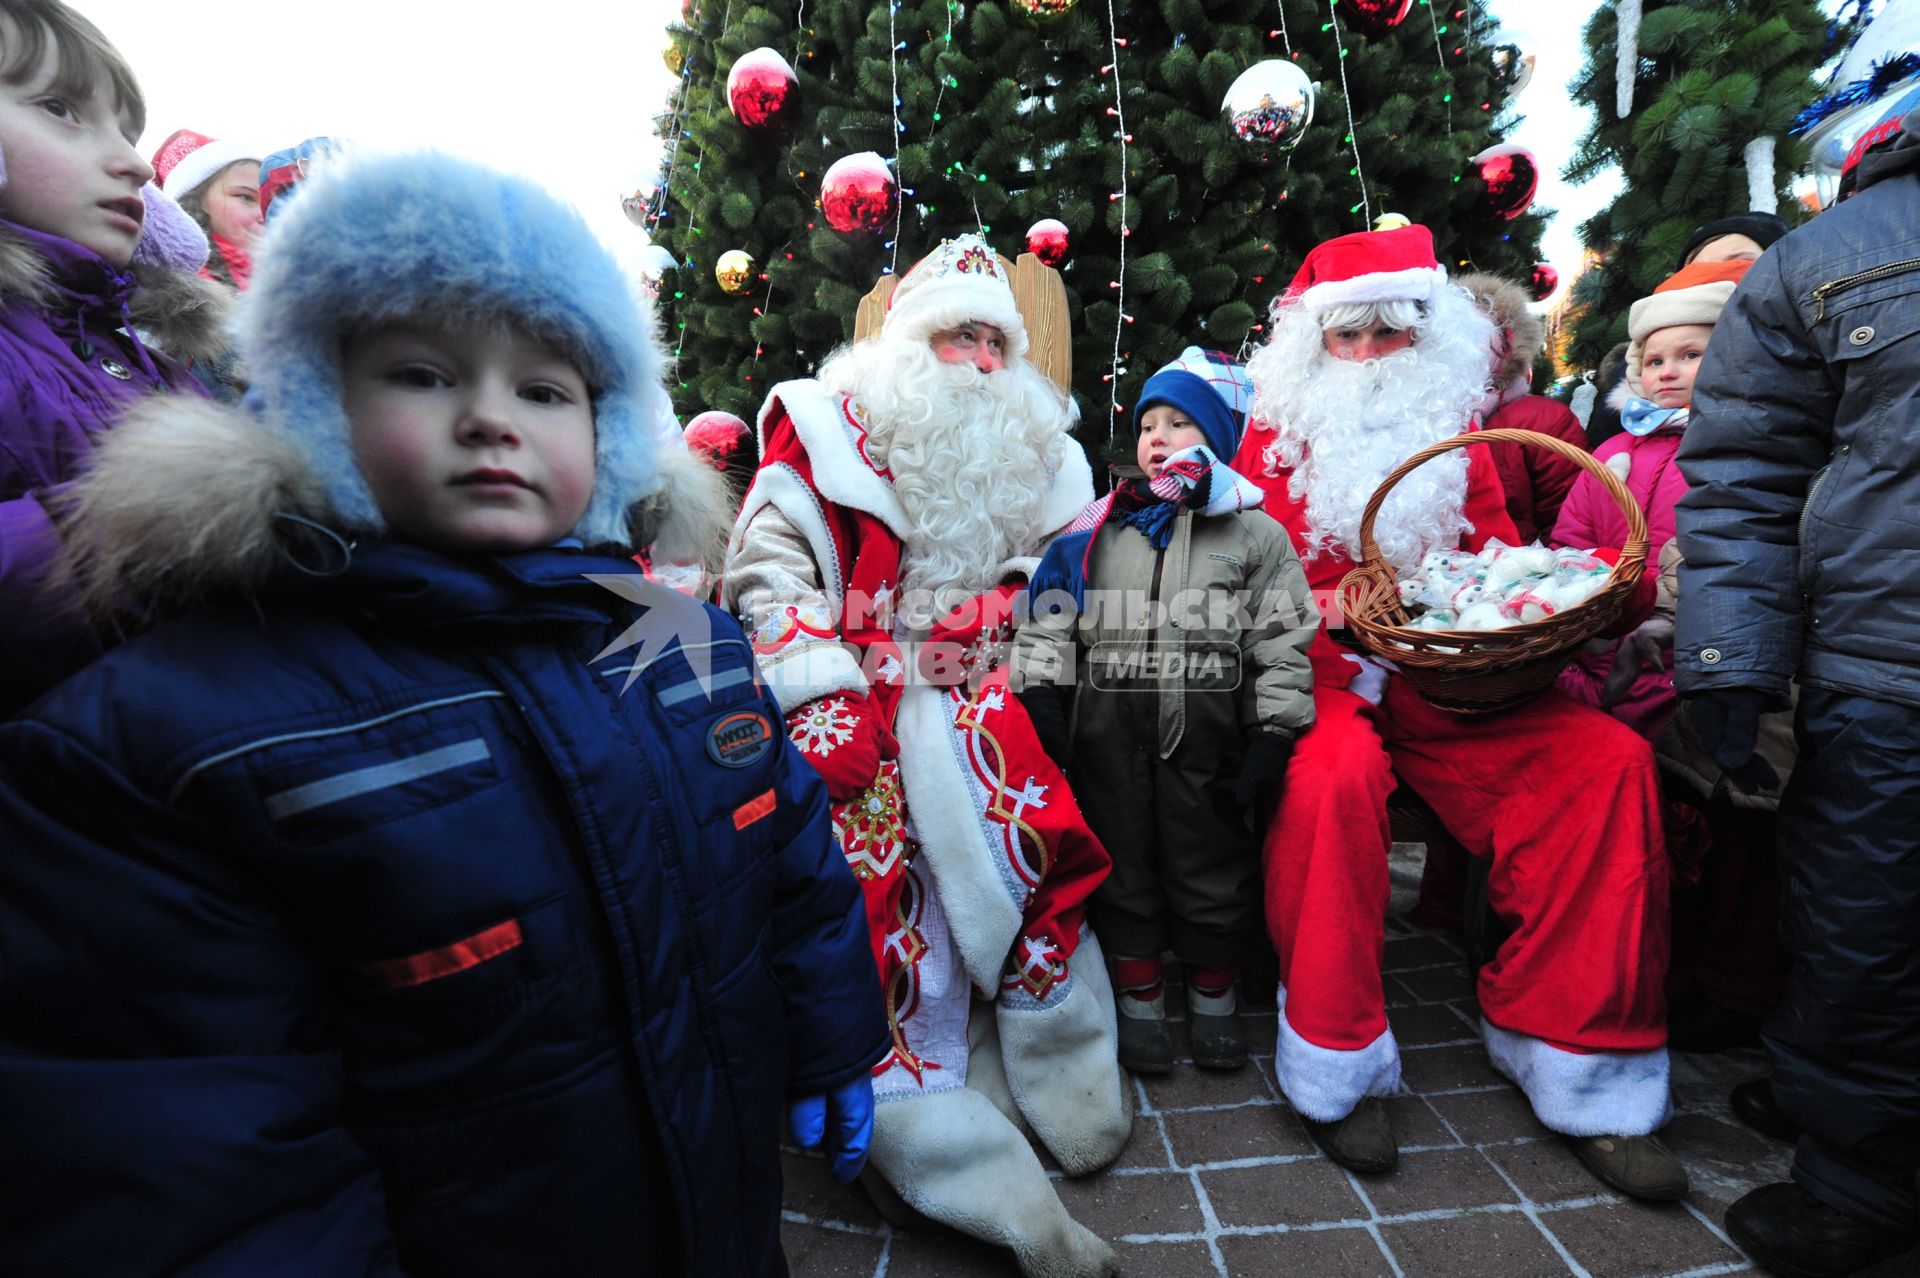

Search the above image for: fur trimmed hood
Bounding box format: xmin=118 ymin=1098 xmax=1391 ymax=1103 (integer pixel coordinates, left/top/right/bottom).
xmin=61 ymin=396 xmax=732 ymax=620
xmin=0 ymin=222 xmax=231 ymax=364
xmin=1455 ymin=272 xmax=1543 ymax=389
xmin=236 ymin=150 xmax=666 ymax=547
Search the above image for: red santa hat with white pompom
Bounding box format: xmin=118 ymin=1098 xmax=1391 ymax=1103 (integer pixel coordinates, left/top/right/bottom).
xmin=1281 ymin=223 xmax=1448 ymax=312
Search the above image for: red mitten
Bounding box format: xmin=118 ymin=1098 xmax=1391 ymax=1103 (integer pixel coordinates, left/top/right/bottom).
xmin=785 ymin=693 xmax=896 ymax=801
xmin=1591 ymin=547 xmax=1659 ymax=638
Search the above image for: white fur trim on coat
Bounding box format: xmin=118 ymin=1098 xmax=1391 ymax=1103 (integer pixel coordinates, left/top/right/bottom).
xmin=1299 ymin=266 xmax=1448 ymax=315
xmin=893 ymin=684 xmax=1024 ymax=995
xmin=757 ymin=380 xmax=911 ymax=538
xmin=1482 ymin=1019 xmax=1672 ymax=1137
xmin=1273 ymin=985 xmax=1403 ymax=1123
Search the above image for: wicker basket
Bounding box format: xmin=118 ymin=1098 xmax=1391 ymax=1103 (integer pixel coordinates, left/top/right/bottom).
xmin=1336 ymin=427 xmax=1649 ymax=714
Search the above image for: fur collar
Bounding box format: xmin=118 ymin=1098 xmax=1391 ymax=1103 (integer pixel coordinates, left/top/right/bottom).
xmin=0 ymin=222 xmax=231 ymax=364
xmin=1455 ymin=272 xmax=1543 ymax=390
xmin=60 ymin=396 xmax=732 ymax=622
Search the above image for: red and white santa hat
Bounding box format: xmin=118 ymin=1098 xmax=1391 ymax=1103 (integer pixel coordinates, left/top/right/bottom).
xmin=1281 ymin=223 xmax=1448 ymax=313
xmin=883 ymin=233 xmax=1028 ymax=358
xmin=150 ymin=129 xmax=262 ymax=198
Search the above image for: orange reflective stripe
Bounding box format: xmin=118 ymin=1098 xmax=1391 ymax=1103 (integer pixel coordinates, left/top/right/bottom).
xmin=359 ymin=918 xmax=523 ymax=988
xmin=733 ymin=788 xmax=777 ymax=829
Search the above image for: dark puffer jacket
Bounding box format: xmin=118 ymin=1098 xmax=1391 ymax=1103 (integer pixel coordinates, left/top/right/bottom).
xmin=1675 ymin=107 xmax=1920 ymax=710
xmin=0 ymin=543 xmax=887 ymax=1277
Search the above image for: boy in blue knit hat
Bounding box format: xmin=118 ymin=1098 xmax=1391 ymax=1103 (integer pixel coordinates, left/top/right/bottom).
xmin=0 ymin=150 xmax=885 ymax=1276
xmin=1013 ymin=348 xmax=1315 ymax=1074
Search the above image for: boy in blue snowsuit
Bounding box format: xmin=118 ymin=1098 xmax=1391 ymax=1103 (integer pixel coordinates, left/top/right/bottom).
xmin=0 ymin=150 xmax=886 ymax=1277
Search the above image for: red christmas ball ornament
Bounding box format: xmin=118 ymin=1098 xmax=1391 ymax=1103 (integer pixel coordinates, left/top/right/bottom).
xmin=727 ymin=48 xmax=800 ymax=135
xmin=820 ymin=151 xmax=897 ymax=234
xmin=1340 ymin=0 xmax=1413 ymax=36
xmin=1529 ymin=262 xmax=1559 ymax=302
xmin=1469 ymin=143 xmax=1540 ymax=222
xmin=684 ymin=411 xmax=754 ymax=472
xmin=1025 ymin=218 xmax=1070 ymax=268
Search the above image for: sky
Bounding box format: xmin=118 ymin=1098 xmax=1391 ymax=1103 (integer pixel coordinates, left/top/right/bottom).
xmin=90 ymin=0 xmax=1612 ymax=304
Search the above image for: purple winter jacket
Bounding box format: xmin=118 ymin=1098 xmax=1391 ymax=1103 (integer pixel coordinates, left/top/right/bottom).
xmin=1549 ymin=419 xmax=1688 ymax=741
xmin=0 ymin=222 xmax=210 ymax=716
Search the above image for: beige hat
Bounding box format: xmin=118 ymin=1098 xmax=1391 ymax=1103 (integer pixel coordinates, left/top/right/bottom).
xmin=1624 ymin=267 xmax=1742 ymax=395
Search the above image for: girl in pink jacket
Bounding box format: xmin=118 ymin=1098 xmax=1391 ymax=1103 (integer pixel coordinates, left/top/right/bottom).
xmin=1551 ymin=258 xmax=1750 ymax=740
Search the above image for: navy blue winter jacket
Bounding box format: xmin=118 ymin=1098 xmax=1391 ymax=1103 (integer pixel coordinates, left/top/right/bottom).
xmin=0 ymin=542 xmax=888 ymax=1276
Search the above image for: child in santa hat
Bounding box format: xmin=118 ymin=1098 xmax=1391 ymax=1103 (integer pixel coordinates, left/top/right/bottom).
xmin=1015 ymin=349 xmax=1315 ymax=1075
xmin=150 ymin=128 xmax=263 ymax=291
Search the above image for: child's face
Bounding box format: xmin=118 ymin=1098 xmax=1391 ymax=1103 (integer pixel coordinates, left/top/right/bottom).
xmin=0 ymin=51 xmax=152 ymax=267
xmin=1136 ymin=405 xmax=1208 ymax=479
xmin=342 ymin=323 xmax=597 ymax=555
xmin=201 ymin=160 xmax=263 ymax=247
xmin=1641 ymin=323 xmax=1713 ymax=410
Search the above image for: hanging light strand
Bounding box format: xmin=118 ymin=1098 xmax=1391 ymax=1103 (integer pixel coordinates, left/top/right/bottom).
xmin=1104 ymin=0 xmax=1130 ymax=434
xmin=1424 ymin=0 xmax=1454 ymax=135
xmin=888 ymin=1 xmax=906 ymax=275
xmin=1326 ymin=0 xmax=1373 ymax=224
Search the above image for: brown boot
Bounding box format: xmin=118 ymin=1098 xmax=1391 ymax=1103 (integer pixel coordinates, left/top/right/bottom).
xmin=1567 ymin=1133 xmax=1689 ymax=1201
xmin=1301 ymin=1097 xmax=1397 ymax=1173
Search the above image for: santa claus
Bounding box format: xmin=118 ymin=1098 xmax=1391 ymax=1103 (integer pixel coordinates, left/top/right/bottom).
xmin=724 ymin=236 xmax=1129 ymax=1277
xmin=1230 ymin=225 xmax=1684 ymax=1200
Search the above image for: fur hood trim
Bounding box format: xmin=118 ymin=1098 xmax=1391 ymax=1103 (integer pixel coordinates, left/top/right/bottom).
xmin=1455 ymin=272 xmax=1543 ymax=389
xmin=1606 ymin=378 xmax=1635 ymax=413
xmin=237 ymin=150 xmax=664 ymax=547
xmin=629 ymin=445 xmax=736 ymax=579
xmin=0 ymin=223 xmax=231 ymax=363
xmin=59 ymin=396 xmax=330 ymax=622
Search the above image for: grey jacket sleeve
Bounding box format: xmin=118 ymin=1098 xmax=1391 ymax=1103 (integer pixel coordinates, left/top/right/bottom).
xmin=1239 ymin=517 xmax=1317 ymax=739
xmin=1673 ymin=248 xmax=1835 ymax=707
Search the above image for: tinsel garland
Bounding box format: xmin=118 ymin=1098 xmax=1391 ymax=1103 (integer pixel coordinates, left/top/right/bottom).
xmin=1791 ymin=51 xmax=1920 ymax=134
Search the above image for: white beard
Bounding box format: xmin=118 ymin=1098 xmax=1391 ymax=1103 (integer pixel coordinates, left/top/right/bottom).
xmin=819 ymin=339 xmax=1070 ymax=617
xmin=1247 ymin=285 xmax=1496 ymax=567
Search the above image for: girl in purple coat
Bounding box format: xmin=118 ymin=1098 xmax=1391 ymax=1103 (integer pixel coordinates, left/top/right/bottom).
xmin=1551 ymin=258 xmax=1750 ymax=741
xmin=0 ymin=0 xmax=226 ymax=715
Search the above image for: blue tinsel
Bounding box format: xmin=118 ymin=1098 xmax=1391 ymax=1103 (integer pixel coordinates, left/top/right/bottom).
xmin=1792 ymin=52 xmax=1920 ymax=135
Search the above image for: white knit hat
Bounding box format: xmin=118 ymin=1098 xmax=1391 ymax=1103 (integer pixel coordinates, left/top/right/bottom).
xmin=150 ymin=129 xmax=262 ymax=198
xmin=1625 ymin=279 xmax=1738 ymax=395
xmin=882 ymin=234 xmax=1028 ymax=358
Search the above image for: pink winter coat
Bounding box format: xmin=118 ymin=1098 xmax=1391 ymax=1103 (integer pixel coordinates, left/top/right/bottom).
xmin=1549 ymin=419 xmax=1687 ymax=741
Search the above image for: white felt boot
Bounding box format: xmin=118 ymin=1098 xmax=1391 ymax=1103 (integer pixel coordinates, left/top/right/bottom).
xmin=996 ymin=930 xmax=1134 ymax=1174
xmin=867 ymin=1087 xmax=1118 ymax=1278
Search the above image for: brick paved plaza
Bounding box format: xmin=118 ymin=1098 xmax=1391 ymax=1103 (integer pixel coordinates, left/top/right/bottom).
xmin=778 ymin=850 xmax=1796 ymax=1277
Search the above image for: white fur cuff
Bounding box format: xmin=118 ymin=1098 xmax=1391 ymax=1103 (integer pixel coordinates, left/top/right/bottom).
xmin=756 ymin=641 xmax=868 ymax=714
xmin=1273 ymin=986 xmax=1403 ymax=1123
xmin=1482 ymin=1019 xmax=1672 ymax=1137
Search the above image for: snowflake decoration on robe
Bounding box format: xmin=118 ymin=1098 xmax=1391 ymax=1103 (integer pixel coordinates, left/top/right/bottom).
xmin=789 ymin=695 xmax=858 ymax=756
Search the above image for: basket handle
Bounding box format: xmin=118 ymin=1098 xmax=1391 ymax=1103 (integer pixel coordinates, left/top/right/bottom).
xmin=1354 ymin=427 xmax=1650 ymax=571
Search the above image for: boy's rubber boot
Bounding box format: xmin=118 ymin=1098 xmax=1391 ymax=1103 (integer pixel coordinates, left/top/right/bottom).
xmin=1111 ymin=952 xmax=1173 ymax=1075
xmin=867 ymin=1087 xmax=1119 ymax=1278
xmin=1187 ymin=981 xmax=1248 ymax=1073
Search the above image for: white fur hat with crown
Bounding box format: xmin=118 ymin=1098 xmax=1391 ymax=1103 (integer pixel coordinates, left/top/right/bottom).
xmin=881 ymin=233 xmax=1028 ymax=358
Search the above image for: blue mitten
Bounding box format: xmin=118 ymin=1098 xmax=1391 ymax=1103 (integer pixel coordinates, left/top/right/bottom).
xmin=788 ymin=1073 xmax=875 ymax=1183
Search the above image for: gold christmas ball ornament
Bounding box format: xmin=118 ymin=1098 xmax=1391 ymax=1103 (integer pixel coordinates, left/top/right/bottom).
xmin=1372 ymin=212 xmax=1412 ymax=232
xmin=715 ymin=249 xmax=757 ymax=295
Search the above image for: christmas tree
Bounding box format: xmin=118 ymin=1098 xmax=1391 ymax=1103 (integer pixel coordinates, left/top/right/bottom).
xmin=647 ymin=0 xmax=1548 ymax=462
xmin=1562 ymin=0 xmax=1828 ymax=371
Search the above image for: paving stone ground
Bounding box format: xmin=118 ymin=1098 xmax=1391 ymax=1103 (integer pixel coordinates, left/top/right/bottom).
xmin=779 ymin=848 xmax=1793 ymax=1276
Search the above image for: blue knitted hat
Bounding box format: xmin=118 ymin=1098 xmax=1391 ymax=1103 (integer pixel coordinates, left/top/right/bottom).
xmin=235 ymin=149 xmax=664 ymax=547
xmin=1134 ymin=347 xmax=1254 ymax=461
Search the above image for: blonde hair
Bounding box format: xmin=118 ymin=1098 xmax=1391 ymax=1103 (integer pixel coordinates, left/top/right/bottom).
xmin=0 ymin=1 xmax=146 ymax=136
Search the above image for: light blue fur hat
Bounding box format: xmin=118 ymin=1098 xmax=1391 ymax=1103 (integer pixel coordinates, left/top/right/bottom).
xmin=234 ymin=150 xmax=663 ymax=547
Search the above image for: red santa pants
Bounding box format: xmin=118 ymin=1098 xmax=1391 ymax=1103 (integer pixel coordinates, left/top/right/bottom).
xmin=1264 ymin=646 xmax=1670 ymax=1109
